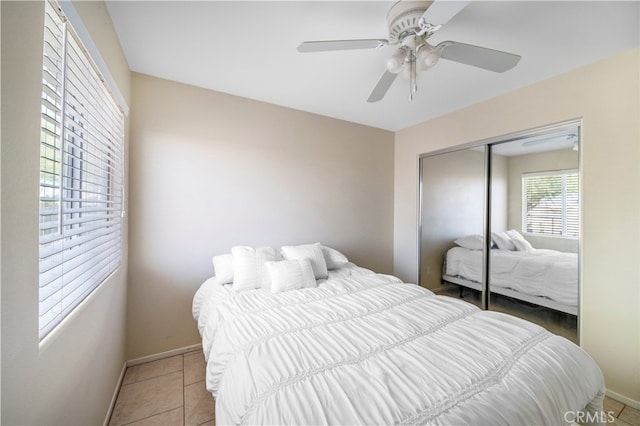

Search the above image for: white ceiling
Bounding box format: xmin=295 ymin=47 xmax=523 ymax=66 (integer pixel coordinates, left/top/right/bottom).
xmin=105 ymin=1 xmax=639 ymax=132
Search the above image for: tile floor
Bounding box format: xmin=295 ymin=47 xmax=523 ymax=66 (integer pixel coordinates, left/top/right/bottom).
xmin=108 ymin=350 xmax=215 ymax=426
xmin=605 ymin=396 xmax=640 ymax=426
xmin=108 ymin=351 xmax=640 ymax=426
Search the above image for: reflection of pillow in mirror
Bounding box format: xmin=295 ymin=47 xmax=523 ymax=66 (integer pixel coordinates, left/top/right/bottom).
xmin=507 ymin=229 xmax=534 ymax=252
xmin=512 ymin=238 xmax=534 ymax=252
xmin=266 ymin=258 xmax=316 ymax=293
xmin=506 ymin=229 xmax=525 ymax=242
xmin=454 ymin=235 xmax=484 ymax=250
xmin=492 ymin=231 xmax=516 ymax=251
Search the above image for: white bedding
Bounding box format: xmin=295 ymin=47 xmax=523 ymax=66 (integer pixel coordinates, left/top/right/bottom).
xmin=445 ymin=247 xmax=578 ymax=306
xmin=193 ymin=265 xmax=603 ymax=425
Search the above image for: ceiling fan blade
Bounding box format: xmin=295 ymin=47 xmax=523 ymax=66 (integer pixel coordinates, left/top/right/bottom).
xmin=367 ymin=70 xmax=398 ymax=103
xmin=438 ymin=41 xmax=521 ymax=73
xmin=297 ymin=39 xmax=387 ymax=53
xmin=419 ymin=0 xmax=471 ymax=29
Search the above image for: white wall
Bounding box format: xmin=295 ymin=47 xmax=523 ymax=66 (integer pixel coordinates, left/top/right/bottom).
xmin=127 ymin=73 xmax=395 ymax=359
xmin=394 ymin=48 xmax=640 ymax=405
xmin=0 ymin=1 xmax=130 ymax=424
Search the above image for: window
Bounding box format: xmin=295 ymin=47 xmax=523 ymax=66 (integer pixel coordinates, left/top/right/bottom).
xmin=39 ymin=0 xmax=124 ymax=340
xmin=522 ymin=170 xmax=579 ymax=238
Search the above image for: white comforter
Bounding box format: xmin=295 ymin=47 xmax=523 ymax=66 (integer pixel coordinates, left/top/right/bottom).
xmin=445 ymin=247 xmax=578 ymax=306
xmin=193 ymin=267 xmax=603 ymax=425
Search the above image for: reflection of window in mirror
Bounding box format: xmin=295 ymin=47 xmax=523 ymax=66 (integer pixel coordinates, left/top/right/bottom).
xmin=523 ymin=170 xmax=579 ymax=238
xmin=505 ymin=139 xmax=580 ymax=254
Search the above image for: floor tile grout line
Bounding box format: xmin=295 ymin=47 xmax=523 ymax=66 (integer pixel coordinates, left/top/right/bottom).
xmin=183 ymin=353 xmax=187 ymax=426
xmin=122 ymin=368 xmax=184 ymax=387
xmin=606 ymin=396 xmax=628 ymax=419
xmin=118 ymin=406 xmax=183 ymax=426
xmin=617 ymin=404 xmax=640 ymax=426
xmin=185 ymin=378 xmax=208 ymax=393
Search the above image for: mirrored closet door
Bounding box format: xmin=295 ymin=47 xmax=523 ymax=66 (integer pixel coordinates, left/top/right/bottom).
xmin=419 ymin=146 xmax=486 ymax=309
xmin=488 ymin=127 xmax=579 ymax=343
xmin=419 ymin=122 xmax=580 ymax=343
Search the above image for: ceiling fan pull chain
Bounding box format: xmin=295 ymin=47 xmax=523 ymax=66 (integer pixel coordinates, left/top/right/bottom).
xmin=412 ymin=55 xmax=417 ymax=94
xmin=409 ymin=54 xmax=417 ymax=101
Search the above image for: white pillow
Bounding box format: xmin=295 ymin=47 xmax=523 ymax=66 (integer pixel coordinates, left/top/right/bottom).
xmin=491 ymin=231 xmax=515 ymax=251
xmin=212 ymin=253 xmax=234 ymax=284
xmin=506 ymin=229 xmax=524 ymax=242
xmin=512 ymin=238 xmax=534 ymax=252
xmin=321 ymin=246 xmax=349 ymax=270
xmin=231 ymin=246 xmax=282 ymax=292
xmin=266 ymin=258 xmax=316 ymax=293
xmin=507 ymin=229 xmax=534 ymax=252
xmin=280 ymin=243 xmax=328 ymax=279
xmin=454 ymin=235 xmax=484 ymax=250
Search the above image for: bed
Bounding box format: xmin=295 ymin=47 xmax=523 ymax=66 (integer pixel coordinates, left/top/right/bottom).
xmin=443 ymin=244 xmax=578 ymax=315
xmin=193 ymin=244 xmax=604 ymax=425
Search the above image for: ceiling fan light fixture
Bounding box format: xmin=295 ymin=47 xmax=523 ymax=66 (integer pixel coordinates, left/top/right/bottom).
xmin=297 ymin=0 xmax=520 ymax=103
xmin=416 ymin=43 xmax=440 ymax=69
xmin=386 ymin=46 xmax=409 ymax=74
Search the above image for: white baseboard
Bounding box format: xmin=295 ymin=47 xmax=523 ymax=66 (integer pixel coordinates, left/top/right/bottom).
xmin=103 ymin=362 xmax=127 ymax=426
xmin=126 ymin=343 xmax=202 ymax=367
xmin=104 ymin=343 xmax=204 ymax=425
xmin=607 ymin=389 xmax=640 ymax=410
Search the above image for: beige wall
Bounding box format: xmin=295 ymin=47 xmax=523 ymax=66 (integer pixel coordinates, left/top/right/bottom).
xmin=507 ymin=149 xmax=580 ymax=253
xmin=491 ymin=154 xmax=509 ymax=234
xmin=127 ymin=73 xmax=394 ymax=359
xmin=394 ymin=48 xmax=640 ymax=404
xmin=1 ymin=1 xmax=130 ymax=424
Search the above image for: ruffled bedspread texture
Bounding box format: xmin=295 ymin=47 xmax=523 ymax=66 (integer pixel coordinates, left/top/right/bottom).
xmin=193 ymin=267 xmax=604 ymax=425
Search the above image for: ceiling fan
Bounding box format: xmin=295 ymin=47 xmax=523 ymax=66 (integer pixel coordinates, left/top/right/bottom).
xmin=297 ymin=0 xmax=521 ymax=103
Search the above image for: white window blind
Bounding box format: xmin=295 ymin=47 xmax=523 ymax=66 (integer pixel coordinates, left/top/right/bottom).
xmin=39 ymin=0 xmax=124 ymax=340
xmin=522 ymin=170 xmax=579 ymax=238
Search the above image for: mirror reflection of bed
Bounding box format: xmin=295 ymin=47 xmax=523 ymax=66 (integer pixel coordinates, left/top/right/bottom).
xmin=441 ymin=230 xmax=578 ymax=343
xmin=420 ymin=123 xmax=580 ymax=344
